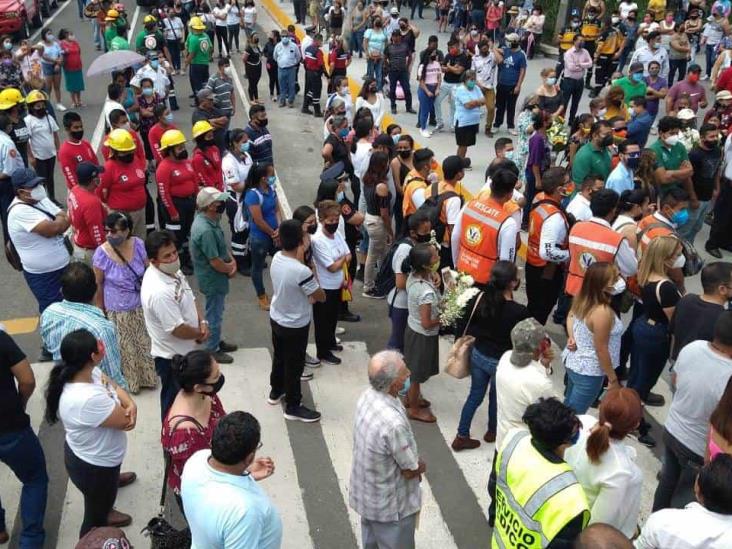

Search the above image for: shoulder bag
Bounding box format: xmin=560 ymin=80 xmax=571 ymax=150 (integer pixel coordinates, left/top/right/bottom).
xmin=445 ymin=292 xmax=483 ymax=379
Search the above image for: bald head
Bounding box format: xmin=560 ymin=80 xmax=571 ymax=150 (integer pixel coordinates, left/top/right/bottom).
xmin=574 ymin=524 xmax=632 ymax=549
xmin=367 ymin=350 xmax=407 ymax=393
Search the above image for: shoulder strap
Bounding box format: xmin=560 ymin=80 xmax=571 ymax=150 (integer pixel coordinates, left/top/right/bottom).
xmin=159 ymin=414 xmax=206 ymax=511
xmin=637 ymin=221 xmax=671 ymax=240
xmin=109 ymin=243 xmax=144 ymax=285
xmin=14 ymin=202 xmax=56 ymax=220
xmin=461 ymin=292 xmax=484 ymax=337
xmin=430 ymin=180 xmax=440 ymax=200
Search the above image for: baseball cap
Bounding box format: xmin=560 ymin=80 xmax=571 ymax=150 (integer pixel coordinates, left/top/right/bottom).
xmin=77 ymin=162 xmax=104 ymax=184
xmin=677 ymin=108 xmax=696 ymax=120
xmin=390 ymin=6 xmax=399 ymax=14
xmin=196 ymin=88 xmax=214 ymax=101
xmin=505 ymin=32 xmax=520 ymax=42
xmin=629 ymin=62 xmax=644 ymax=74
xmin=510 ymin=318 xmax=547 ymax=367
xmin=11 ymin=167 xmax=44 ymax=190
xmin=75 ymin=526 xmax=131 ymax=549
xmin=717 ymin=90 xmax=732 ymax=101
xmin=196 ymin=187 xmax=229 ymax=209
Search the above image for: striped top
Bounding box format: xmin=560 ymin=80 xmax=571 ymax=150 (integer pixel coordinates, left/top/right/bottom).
xmin=204 ymin=73 xmax=234 ymax=116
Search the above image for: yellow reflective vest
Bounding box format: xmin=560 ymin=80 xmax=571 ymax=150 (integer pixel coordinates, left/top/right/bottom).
xmin=492 ymin=430 xmax=590 ymax=549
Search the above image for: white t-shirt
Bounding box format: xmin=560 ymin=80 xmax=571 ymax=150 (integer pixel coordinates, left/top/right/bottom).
xmin=566 ymin=194 xmax=592 ymax=222
xmin=350 ymin=141 xmax=372 ymax=183
xmin=222 ymin=151 xmax=253 ymax=193
xmin=386 ymin=241 xmax=413 ymax=309
xmin=59 ymin=367 xmax=127 ymax=467
xmin=140 ymin=266 xmax=200 ymax=359
xmin=7 ymin=197 xmax=70 ymax=274
xmin=634 ymin=502 xmax=732 ymax=549
xmin=24 ymin=114 xmax=59 ymax=160
xmin=226 ymin=4 xmax=241 ymax=25
xmin=618 ymin=1 xmax=638 ymax=18
xmin=311 ymin=226 xmax=350 ymax=290
xmin=269 ymin=252 xmax=321 ymax=328
xmin=243 ymin=6 xmax=256 ymax=25
xmin=162 ymin=16 xmax=185 ymax=41
xmin=213 ymin=5 xmax=230 ymax=26
xmin=103 ymin=99 xmax=125 ymax=129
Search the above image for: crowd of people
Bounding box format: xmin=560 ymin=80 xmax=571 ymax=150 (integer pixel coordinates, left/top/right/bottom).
xmin=2 ymin=0 xmax=732 ymax=547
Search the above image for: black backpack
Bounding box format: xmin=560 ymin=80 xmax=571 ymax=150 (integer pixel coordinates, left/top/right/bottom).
xmin=416 ymin=181 xmax=461 ymax=244
xmin=373 ymin=238 xmax=413 ymax=298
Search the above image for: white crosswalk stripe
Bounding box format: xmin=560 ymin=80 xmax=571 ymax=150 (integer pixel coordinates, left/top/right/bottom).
xmin=3 ymin=341 xmax=672 ymax=547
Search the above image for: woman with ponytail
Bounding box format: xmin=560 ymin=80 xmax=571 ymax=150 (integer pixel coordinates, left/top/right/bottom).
xmin=161 ymin=350 xmax=274 ymax=513
xmin=564 ymin=387 xmax=643 ymax=538
xmin=451 ymin=261 xmax=530 ymax=451
xmin=45 ymin=329 xmax=137 ymax=538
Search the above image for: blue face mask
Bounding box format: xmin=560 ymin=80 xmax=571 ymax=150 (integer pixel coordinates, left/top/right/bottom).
xmin=466 ymin=80 xmax=476 ymax=90
xmin=164 ymin=113 xmax=174 ymax=123
xmin=632 ymin=72 xmax=644 ymax=83
xmin=142 ymin=88 xmax=154 ymax=96
xmin=239 ymin=141 xmax=250 ymax=153
xmin=338 ymin=127 xmax=349 ymax=139
xmin=392 ymin=133 xmax=401 ymax=145
xmin=267 ymin=175 xmax=277 ymax=187
xmin=150 ymin=60 xmax=159 ymax=70
xmin=671 ymin=208 xmax=690 ymax=227
xmin=336 ymin=190 xmax=345 ymax=202
xmin=282 ymin=36 xmax=290 ymax=45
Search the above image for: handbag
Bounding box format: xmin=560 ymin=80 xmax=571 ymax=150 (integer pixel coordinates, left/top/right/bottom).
xmin=445 ymin=292 xmax=483 ymax=379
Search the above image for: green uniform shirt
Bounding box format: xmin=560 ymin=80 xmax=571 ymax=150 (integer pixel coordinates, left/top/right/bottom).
xmin=109 ymin=36 xmax=130 ymax=52
xmin=649 ymin=139 xmax=689 ymax=195
xmin=612 ymin=76 xmax=647 ymax=106
xmin=116 ymin=16 xmax=127 ymax=32
xmin=190 ymin=213 xmax=231 ymax=296
xmin=135 ymin=30 xmax=165 ymax=54
xmin=186 ymin=32 xmax=212 ymax=65
xmin=571 ymin=142 xmax=611 ymax=189
xmin=104 ymin=26 xmax=118 ymax=48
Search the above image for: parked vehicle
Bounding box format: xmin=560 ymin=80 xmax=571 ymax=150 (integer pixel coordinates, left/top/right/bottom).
xmin=0 ymin=0 xmax=43 ymax=39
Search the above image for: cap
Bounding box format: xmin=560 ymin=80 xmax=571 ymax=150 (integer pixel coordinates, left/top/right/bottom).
xmin=146 ymin=50 xmax=159 ymax=59
xmin=628 ymin=62 xmax=644 ymax=73
xmin=716 ymin=90 xmax=732 ymax=101
xmin=688 ymin=63 xmax=702 ymax=74
xmin=320 ymin=161 xmax=348 ymax=182
xmin=390 ymin=6 xmax=399 ymax=14
xmin=11 ymin=167 xmax=44 ymax=190
xmin=510 ymin=318 xmax=546 ymax=367
xmin=76 ymin=162 xmax=104 ymax=184
xmin=505 ymin=32 xmax=519 ymax=42
xmin=196 ymin=88 xmax=214 ymax=101
xmin=74 ymin=526 xmax=131 ymax=549
xmin=196 ymin=187 xmax=229 ymax=209
xmin=507 ymin=6 xmax=519 ymax=14
xmin=677 ymin=108 xmax=696 ymax=120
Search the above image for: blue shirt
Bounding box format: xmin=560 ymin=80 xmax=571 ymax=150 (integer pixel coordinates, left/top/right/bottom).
xmin=364 ymin=28 xmax=388 ymax=55
xmin=182 ymin=450 xmax=282 ymax=549
xmin=605 ymin=162 xmax=635 ymax=194
xmin=244 ymin=123 xmax=273 ymax=164
xmin=40 ymin=300 xmax=128 ymax=390
xmin=626 ymin=110 xmax=654 ymax=148
xmin=497 ymin=48 xmax=527 ymax=86
xmin=245 ymin=186 xmax=278 ymax=241
xmin=454 ymin=85 xmax=484 ymax=127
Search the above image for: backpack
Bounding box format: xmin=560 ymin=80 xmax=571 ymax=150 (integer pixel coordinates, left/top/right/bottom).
xmin=416 ymin=181 xmax=461 ymax=244
xmin=637 ymin=222 xmax=704 ymax=277
xmin=373 ymin=238 xmax=413 ymax=299
xmin=233 ymin=188 xmax=263 ymax=233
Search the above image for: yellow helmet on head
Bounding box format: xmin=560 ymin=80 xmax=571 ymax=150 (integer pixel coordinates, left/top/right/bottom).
xmin=105 ymin=129 xmax=136 ymax=152
xmin=25 ymin=90 xmax=47 ymax=104
xmin=191 ymin=120 xmax=214 ymax=139
xmin=106 ymin=8 xmax=119 ymax=18
xmin=160 ymin=129 xmax=187 ymax=149
xmin=143 ymin=14 xmax=157 ymax=24
xmin=0 ymin=88 xmax=25 ymax=110
xmin=189 ymin=16 xmax=206 ymax=30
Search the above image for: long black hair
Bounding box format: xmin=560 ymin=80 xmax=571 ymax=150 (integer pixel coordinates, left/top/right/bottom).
xmin=244 ymin=162 xmax=273 ymax=192
xmin=45 ymin=329 xmax=99 ymax=424
xmin=314 ymin=178 xmax=339 ymax=206
xmin=478 ymin=260 xmax=518 ymax=321
xmin=172 ymin=350 xmax=214 ymax=392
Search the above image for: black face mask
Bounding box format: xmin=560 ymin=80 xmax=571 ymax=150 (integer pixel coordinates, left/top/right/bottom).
xmin=117 ymin=153 xmax=135 ymax=163
xmin=414 ymin=233 xmax=431 ymax=243
xmin=202 ymin=374 xmax=225 ymax=395
xmin=174 ymin=149 xmax=189 ymax=160
xmin=324 ymin=222 xmax=339 ymax=234
xmin=600 ymin=135 xmax=614 ymax=147
xmin=257 ymin=117 xmax=268 ymax=127
xmin=32 ymin=107 xmax=46 ymax=118
xmin=197 ymin=137 xmax=215 ymax=148
xmin=307 ymin=224 xmax=317 ymax=234
xmin=398 ymin=150 xmax=411 ymax=159
xmin=215 ymin=202 xmax=226 ymax=214
xmin=70 ymin=129 xmax=84 ymax=141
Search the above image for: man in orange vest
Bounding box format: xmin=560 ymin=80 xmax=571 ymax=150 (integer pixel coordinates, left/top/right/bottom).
xmin=437 ymin=155 xmax=467 ymax=268
xmin=525 ymin=167 xmax=571 ymax=325
xmin=451 ymin=168 xmax=519 ymax=285
xmin=402 ymin=148 xmax=435 ymax=229
xmin=565 ymin=189 xmax=638 ymax=305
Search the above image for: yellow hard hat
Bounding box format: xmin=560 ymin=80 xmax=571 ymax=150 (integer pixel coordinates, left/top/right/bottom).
xmin=189 ymin=16 xmax=206 ymax=30
xmin=143 ymin=14 xmax=157 ymax=24
xmin=160 ymin=129 xmax=186 ymax=149
xmin=0 ymin=88 xmax=25 ymax=110
xmin=25 ymin=90 xmax=47 ymax=104
xmin=191 ymin=120 xmax=214 ymax=139
xmin=106 ymin=8 xmax=119 ymax=18
xmin=104 ymin=129 xmax=136 ymax=152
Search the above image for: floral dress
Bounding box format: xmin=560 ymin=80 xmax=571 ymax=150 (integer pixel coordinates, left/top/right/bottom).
xmin=515 ymin=110 xmax=534 ymax=185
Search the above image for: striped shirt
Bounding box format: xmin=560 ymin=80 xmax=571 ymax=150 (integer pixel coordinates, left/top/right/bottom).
xmin=40 ymin=300 xmax=128 ymax=390
xmin=204 ymin=74 xmax=234 ymax=116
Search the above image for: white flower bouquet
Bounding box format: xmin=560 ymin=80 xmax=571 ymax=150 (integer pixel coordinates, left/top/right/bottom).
xmin=439 ymin=270 xmax=480 ymax=327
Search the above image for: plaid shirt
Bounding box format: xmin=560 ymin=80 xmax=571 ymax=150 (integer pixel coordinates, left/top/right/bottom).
xmin=40 ymin=300 xmax=128 ymax=390
xmin=349 ymin=388 xmax=421 ymax=522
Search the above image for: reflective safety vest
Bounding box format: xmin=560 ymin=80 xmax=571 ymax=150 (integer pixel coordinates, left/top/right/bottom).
xmin=402 ymin=173 xmax=428 ymax=218
xmin=527 ymin=198 xmax=568 ymax=268
xmin=580 ymin=19 xmax=601 ymax=41
xmin=565 ymin=220 xmax=625 ymax=296
xmin=492 ymin=430 xmax=590 ymax=549
xmin=558 ymin=28 xmax=577 ymax=52
xmin=637 ymin=214 xmax=674 ymax=255
xmin=456 ymin=196 xmax=512 ymax=284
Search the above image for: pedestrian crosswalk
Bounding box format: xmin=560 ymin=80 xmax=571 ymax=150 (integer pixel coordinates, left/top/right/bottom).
xmin=3 ymin=339 xmax=672 ymax=548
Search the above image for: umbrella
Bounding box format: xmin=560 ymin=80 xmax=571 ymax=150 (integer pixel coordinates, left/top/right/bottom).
xmin=86 ymin=51 xmax=146 ymax=77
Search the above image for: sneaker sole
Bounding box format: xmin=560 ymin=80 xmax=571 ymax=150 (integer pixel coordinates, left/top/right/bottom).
xmin=305 ymin=362 xmax=322 ymax=368
xmin=320 ymin=359 xmax=341 ymax=365
xmin=283 ymin=412 xmax=321 ymax=422
xmin=361 ymin=293 xmax=386 ymax=299
xmin=300 ymin=375 xmax=314 ymax=381
xmin=267 ymin=395 xmax=285 ymax=405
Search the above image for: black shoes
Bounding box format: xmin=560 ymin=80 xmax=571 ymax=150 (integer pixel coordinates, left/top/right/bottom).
xmin=331 ymin=344 xmax=344 ymax=352
xmin=284 ymin=405 xmax=321 ymax=422
xmin=213 ymin=351 xmax=233 ymax=364
xmin=267 ymin=391 xmax=285 ymax=405
xmin=319 ymin=352 xmax=341 ymax=365
xmin=706 ymin=243 xmax=723 ymax=258
xmin=644 ymin=392 xmax=666 ymax=407
xmin=218 ymin=340 xmax=238 ymax=353
xmin=339 ymin=312 xmax=361 ymax=322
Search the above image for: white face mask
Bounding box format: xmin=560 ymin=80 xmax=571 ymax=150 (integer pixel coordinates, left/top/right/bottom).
xmin=545 ymin=77 xmax=557 ymax=86
xmin=224 ymin=66 xmax=233 ymax=76
xmin=610 ymin=278 xmax=627 ymax=295
xmin=672 ymin=253 xmax=686 ymax=269
xmin=597 ymin=108 xmax=607 ymax=117
xmin=29 ymin=185 xmax=47 ymax=201
xmin=664 ymin=134 xmax=680 ymax=147
xmin=157 ymin=258 xmax=181 ymax=275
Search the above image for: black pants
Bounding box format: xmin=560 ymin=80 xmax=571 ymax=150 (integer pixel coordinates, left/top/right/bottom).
xmin=144 ymin=179 xmax=156 ymax=233
xmin=0 ymin=179 xmax=14 ymax=244
xmin=525 ymin=263 xmax=564 ymax=325
xmin=226 ymin=195 xmax=251 ymax=272
xmin=189 ymin=63 xmax=209 ymax=96
xmin=389 ymin=69 xmax=413 ymax=110
xmin=64 ymin=443 xmax=120 ymax=538
xmin=560 ymin=77 xmax=584 ymax=125
xmin=270 ymin=319 xmax=309 ymax=408
xmin=653 ymin=429 xmax=703 ymax=511
xmin=584 ymin=41 xmax=597 ymax=87
xmin=668 ymin=59 xmax=688 ymax=87
xmin=227 ymin=24 xmax=240 ymax=52
xmin=708 ymin=178 xmax=732 ymax=249
xmin=494 ymin=83 xmax=518 ymax=129
xmin=35 ymin=156 xmax=57 ymax=202
xmin=594 ymin=55 xmax=618 ymax=93
xmin=293 ymin=0 xmax=307 ymax=23
xmin=267 ymin=62 xmax=280 ymax=96
xmin=245 ymin=63 xmax=262 ymax=101
xmin=552 ymin=292 xmax=573 ymax=327
xmin=167 ymin=39 xmax=182 ymax=70
xmin=215 ymin=25 xmax=229 ymax=56
xmin=304 ymin=69 xmax=323 ymax=109
xmin=159 ymin=196 xmax=195 ymax=265
xmin=155 ymin=356 xmax=180 ymax=420
xmin=313 ymin=288 xmax=340 ymax=357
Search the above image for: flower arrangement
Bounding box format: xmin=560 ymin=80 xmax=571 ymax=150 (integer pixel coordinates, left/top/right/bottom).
xmin=439 ymin=270 xmax=480 ymax=327
xmin=547 ymin=115 xmax=569 ymax=152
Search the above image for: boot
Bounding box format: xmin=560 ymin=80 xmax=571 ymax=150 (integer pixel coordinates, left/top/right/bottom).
xmin=313 ymin=104 xmax=323 ymax=117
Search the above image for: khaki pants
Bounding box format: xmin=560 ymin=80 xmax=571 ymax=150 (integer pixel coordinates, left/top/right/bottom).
xmin=364 ymin=213 xmax=389 ymax=293
xmin=482 ymin=87 xmax=496 ymax=132
xmin=72 ymin=243 xmax=95 ymax=265
xmin=122 ymin=208 xmax=146 ymax=240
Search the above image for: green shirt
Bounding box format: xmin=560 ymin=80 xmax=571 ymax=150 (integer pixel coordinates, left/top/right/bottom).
xmin=109 ymin=36 xmax=130 ymax=52
xmin=571 ymin=142 xmax=612 ymax=189
xmin=186 ymin=32 xmax=212 ymax=65
xmin=104 ymin=26 xmax=118 ymax=48
xmin=135 ymin=30 xmax=165 ymax=54
xmin=612 ymin=76 xmax=647 ymax=106
xmin=649 ymin=139 xmax=689 ymax=195
xmin=190 ymin=213 xmax=231 ymax=296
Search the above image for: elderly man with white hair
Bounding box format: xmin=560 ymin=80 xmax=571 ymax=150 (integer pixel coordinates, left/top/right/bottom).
xmin=349 ymin=350 xmax=425 ymax=549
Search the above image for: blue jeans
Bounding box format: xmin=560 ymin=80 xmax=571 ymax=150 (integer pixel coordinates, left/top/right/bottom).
xmin=706 ymin=44 xmax=718 ymax=77
xmin=387 ymin=305 xmax=409 ymax=352
xmin=204 ymin=292 xmax=227 ymax=352
xmin=155 ymin=357 xmax=180 ymax=420
xmin=676 ymin=200 xmax=711 ymax=244
xmin=564 ymin=368 xmax=605 ymax=414
xmin=435 ymin=81 xmax=457 ymax=128
xmin=167 ymin=39 xmax=182 ymax=71
xmin=350 ymin=29 xmax=364 ymax=55
xmin=628 ymin=316 xmax=670 ymax=401
xmin=0 ymin=427 xmax=48 ymax=548
xmin=457 ymin=348 xmax=498 ymax=437
xmin=418 ymin=85 xmax=437 ymax=130
xmin=278 ymin=66 xmax=297 ymax=105
xmin=23 ymin=267 xmax=64 ymax=313
xmin=366 ymin=58 xmax=384 ymax=90
xmin=76 ymin=0 xmax=85 ymax=18
xmin=250 ymin=236 xmax=275 ymax=297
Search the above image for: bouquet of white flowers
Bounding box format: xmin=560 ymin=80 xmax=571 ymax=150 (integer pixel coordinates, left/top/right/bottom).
xmin=439 ymin=270 xmax=480 ymax=327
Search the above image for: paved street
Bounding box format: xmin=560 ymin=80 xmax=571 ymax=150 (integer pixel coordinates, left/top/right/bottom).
xmin=0 ymin=0 xmax=728 ymax=547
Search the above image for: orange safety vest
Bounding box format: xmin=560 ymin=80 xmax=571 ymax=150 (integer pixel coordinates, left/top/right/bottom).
xmin=637 ymin=214 xmax=674 ymax=254
xmin=527 ymin=198 xmax=568 ymax=267
xmin=456 ymin=196 xmax=512 ymax=284
xmin=402 ymin=173 xmax=428 ymax=218
xmin=566 ymin=220 xmax=625 ymax=296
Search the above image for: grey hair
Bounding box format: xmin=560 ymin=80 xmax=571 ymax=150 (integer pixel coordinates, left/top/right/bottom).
xmin=331 ymin=114 xmax=348 ymax=129
xmin=330 ymin=97 xmax=345 ymax=109
xmin=368 ymin=350 xmax=404 ymax=392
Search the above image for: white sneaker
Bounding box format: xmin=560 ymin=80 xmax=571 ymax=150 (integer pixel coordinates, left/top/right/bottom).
xmin=300 ymin=371 xmax=314 ymax=381
xmin=56 ymin=103 xmax=67 ymax=112
xmin=305 ymin=353 xmax=321 ymax=368
xmin=335 ymin=326 xmax=346 ymax=335
xmin=419 ymin=129 xmax=432 ymax=138
xmin=701 ymin=75 xmax=710 ymax=81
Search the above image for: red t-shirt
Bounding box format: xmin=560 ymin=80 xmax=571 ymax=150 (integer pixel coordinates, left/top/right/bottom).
xmin=68 ymin=185 xmax=107 ymax=249
xmin=192 ymin=146 xmax=223 ymax=191
xmin=58 ymin=139 xmax=99 ymax=189
xmin=718 ymin=67 xmax=732 ymax=95
xmin=148 ymin=122 xmax=177 ymax=165
xmin=98 ymin=158 xmax=148 ymax=211
xmin=156 ymin=158 xmax=198 ymax=218
xmin=100 ymin=129 xmax=146 ymax=165
xmin=60 ymin=39 xmax=82 ymax=71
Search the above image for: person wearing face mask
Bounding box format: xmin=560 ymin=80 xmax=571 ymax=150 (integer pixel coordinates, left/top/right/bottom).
xmin=493 ymin=33 xmax=526 ymax=135
xmin=66 ymin=162 xmax=106 ymax=264
xmin=555 ymin=11 xmax=581 ymax=78
xmin=606 ymin=140 xmax=642 ymax=194
xmin=242 ymin=33 xmax=263 ymax=104
xmin=453 ymin=70 xmax=484 ymax=162
xmin=666 ymin=64 xmax=707 ymax=115
xmin=57 ymin=29 xmax=85 ymax=109
xmin=162 ymin=7 xmax=185 ymax=73
xmin=23 ymin=90 xmax=60 ymax=203
xmin=611 ymin=63 xmax=647 ymax=109
xmin=561 ymin=35 xmax=593 ymax=124
xmin=190 ymin=188 xmax=239 ymax=364
xmin=185 ymin=16 xmax=213 ymax=96
xmin=58 ymin=111 xmax=99 ymax=190
xmin=471 ymin=39 xmax=502 ymax=137
xmin=567 ymin=174 xmax=604 ymax=221
xmin=191 ymin=120 xmax=223 ymax=191
xmin=571 ymin=120 xmax=613 ymax=191
xmin=0 ymin=48 xmax=22 ymax=90
xmin=648 ymin=116 xmax=695 ymax=203
xmin=325 ymin=77 xmax=353 ymax=126
xmin=221 ymin=129 xmax=253 ymax=275
xmin=327 ymin=39 xmax=351 ymax=96
xmin=192 ymin=88 xmax=230 ymax=153
xmin=564 ymin=262 xmax=624 ymax=414
xmin=244 ymin=103 xmax=273 ymax=164
xmin=700 ymin=7 xmax=729 ymax=79
xmin=625 ymin=96 xmax=653 ymax=147
xmin=629 ymin=31 xmax=669 ymax=80
xmin=272 ymin=29 xmax=301 ymax=108
xmin=578 ymin=8 xmax=602 ymax=89
xmin=131 ymin=53 xmax=172 ymax=108
xmin=302 ymin=32 xmax=326 ymax=118
xmin=148 ymin=104 xmax=177 ymax=167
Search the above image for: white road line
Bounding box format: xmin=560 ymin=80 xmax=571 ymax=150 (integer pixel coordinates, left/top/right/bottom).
xmin=29 ymin=0 xmax=72 ymax=41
